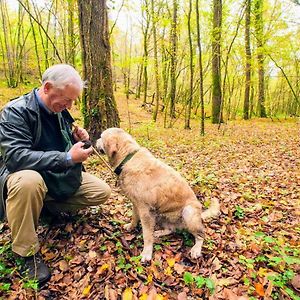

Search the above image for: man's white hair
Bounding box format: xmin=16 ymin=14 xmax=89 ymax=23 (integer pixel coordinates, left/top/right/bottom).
xmin=41 ymin=64 xmax=85 ymax=90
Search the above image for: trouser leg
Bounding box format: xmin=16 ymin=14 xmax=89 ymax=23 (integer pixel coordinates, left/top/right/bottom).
xmin=44 ymin=172 xmax=111 ymax=215
xmin=6 ymin=170 xmax=110 ymax=256
xmin=6 ymin=170 xmax=47 ymax=257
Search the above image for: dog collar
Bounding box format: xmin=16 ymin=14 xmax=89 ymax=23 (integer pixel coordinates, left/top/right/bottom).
xmin=114 ymin=150 xmax=139 ymax=176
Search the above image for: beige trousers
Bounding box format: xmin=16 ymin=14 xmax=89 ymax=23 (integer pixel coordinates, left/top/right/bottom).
xmin=6 ymin=170 xmax=111 ymax=256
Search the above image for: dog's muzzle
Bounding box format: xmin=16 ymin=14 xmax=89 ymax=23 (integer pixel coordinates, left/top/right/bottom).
xmin=95 ymin=138 xmax=105 ymax=154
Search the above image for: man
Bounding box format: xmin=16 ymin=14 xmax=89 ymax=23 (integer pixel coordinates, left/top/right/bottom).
xmin=0 ymin=64 xmax=111 ymax=285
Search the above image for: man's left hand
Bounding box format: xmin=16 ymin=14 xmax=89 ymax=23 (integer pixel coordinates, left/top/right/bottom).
xmin=73 ymin=126 xmax=89 ymax=142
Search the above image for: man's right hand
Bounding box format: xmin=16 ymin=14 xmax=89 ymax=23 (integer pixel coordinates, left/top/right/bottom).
xmin=68 ymin=142 xmax=93 ymax=163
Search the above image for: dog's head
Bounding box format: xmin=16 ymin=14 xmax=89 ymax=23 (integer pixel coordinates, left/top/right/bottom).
xmin=96 ymin=128 xmax=140 ymax=167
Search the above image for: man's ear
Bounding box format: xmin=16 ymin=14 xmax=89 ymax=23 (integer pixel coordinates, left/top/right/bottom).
xmin=43 ymin=81 xmax=53 ymax=94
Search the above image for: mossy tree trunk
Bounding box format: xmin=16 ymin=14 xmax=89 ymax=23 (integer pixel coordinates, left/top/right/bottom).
xmin=211 ymin=0 xmax=222 ymax=124
xmin=254 ymin=0 xmax=267 ymax=117
xmin=78 ymin=0 xmax=120 ymax=142
xmin=244 ymin=0 xmax=251 ymax=120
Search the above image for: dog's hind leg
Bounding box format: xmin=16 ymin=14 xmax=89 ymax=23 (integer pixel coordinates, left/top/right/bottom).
xmin=124 ymin=203 xmax=139 ymax=231
xmin=139 ymin=208 xmax=155 ymax=262
xmin=182 ymin=204 xmax=205 ymax=259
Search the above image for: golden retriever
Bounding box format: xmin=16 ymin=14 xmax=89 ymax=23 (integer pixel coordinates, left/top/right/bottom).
xmin=96 ymin=128 xmax=220 ymax=262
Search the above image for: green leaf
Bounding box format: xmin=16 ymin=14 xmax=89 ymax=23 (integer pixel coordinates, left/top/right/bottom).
xmin=183 ymin=272 xmax=194 ymax=285
xmin=195 ymin=276 xmax=206 ymax=288
xmin=0 ymin=283 xmax=10 ymax=291
xmin=206 ymin=278 xmax=215 ymax=293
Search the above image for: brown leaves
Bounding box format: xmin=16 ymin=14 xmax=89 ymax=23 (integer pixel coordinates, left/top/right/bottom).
xmin=1 ymin=120 xmax=300 ymax=299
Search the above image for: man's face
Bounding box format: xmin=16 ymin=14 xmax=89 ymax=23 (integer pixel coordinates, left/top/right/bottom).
xmin=43 ymin=82 xmax=81 ymax=113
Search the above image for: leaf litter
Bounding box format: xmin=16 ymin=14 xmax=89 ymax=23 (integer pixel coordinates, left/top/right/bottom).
xmin=0 ymin=120 xmax=299 ymax=299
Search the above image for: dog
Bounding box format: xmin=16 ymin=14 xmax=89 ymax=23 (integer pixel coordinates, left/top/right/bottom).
xmin=96 ymin=128 xmax=220 ymax=262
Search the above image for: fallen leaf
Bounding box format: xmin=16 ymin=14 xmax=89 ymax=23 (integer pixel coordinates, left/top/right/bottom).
xmin=174 ymin=263 xmax=185 ymax=275
xmin=222 ymin=288 xmax=238 ymax=300
xmin=166 ymin=258 xmax=176 ymax=267
xmin=254 ymin=282 xmax=265 ymax=296
xmin=58 ymin=260 xmax=69 ymax=272
xmin=212 ymin=257 xmax=222 ymax=271
xmin=177 ymin=292 xmax=187 ymax=300
xmin=88 ymin=250 xmax=97 ymax=258
xmin=122 ymin=287 xmax=133 ymax=300
xmin=82 ymin=284 xmax=91 ymax=296
xmin=291 ymin=274 xmax=300 ymax=290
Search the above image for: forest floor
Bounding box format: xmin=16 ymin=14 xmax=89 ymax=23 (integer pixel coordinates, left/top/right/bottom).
xmin=0 ymin=92 xmax=299 ymax=300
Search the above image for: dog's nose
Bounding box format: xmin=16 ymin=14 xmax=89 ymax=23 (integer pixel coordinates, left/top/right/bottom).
xmin=95 ymin=139 xmax=105 ymax=154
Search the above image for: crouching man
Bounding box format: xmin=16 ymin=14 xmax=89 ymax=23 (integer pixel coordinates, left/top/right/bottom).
xmin=0 ymin=64 xmax=111 ymax=285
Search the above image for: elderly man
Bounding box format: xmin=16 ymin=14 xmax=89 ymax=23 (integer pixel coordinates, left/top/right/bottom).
xmin=0 ymin=64 xmax=111 ymax=285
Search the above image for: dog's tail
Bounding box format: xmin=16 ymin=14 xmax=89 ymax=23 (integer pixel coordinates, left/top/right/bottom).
xmin=201 ymin=198 xmax=220 ymax=221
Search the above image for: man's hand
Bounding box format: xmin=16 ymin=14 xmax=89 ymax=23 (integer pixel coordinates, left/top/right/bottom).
xmin=68 ymin=142 xmax=93 ymax=163
xmin=73 ymin=126 xmax=89 ymax=142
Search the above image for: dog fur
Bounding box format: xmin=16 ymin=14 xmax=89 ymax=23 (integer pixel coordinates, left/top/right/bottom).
xmin=96 ymin=128 xmax=220 ymax=262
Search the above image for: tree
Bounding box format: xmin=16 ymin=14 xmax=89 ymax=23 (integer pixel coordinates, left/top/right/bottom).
xmin=211 ymin=0 xmax=222 ymax=124
xmin=78 ymin=0 xmax=120 ymax=141
xmin=169 ymin=0 xmax=178 ymax=124
xmin=151 ymin=0 xmax=160 ymax=122
xmin=185 ymin=0 xmax=193 ymax=130
xmin=244 ymin=0 xmax=251 ymax=120
xmin=253 ymin=0 xmax=267 ymax=117
xmin=141 ymin=0 xmax=151 ymax=106
xmin=196 ymin=0 xmax=205 ymax=135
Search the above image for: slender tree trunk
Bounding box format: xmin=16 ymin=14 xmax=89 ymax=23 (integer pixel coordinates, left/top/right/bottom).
xmin=185 ymin=0 xmax=193 ymax=129
xmin=142 ymin=0 xmax=150 ymax=105
xmin=196 ymin=0 xmax=205 ymax=135
xmin=254 ymin=0 xmax=267 ymax=117
xmin=67 ymin=0 xmax=76 ymax=66
xmin=0 ymin=0 xmax=17 ymax=87
xmin=151 ymin=0 xmax=160 ymax=122
xmin=78 ymin=0 xmax=120 ymax=141
xmin=169 ymin=0 xmax=178 ymax=125
xmin=211 ymin=0 xmax=222 ymax=124
xmin=25 ymin=0 xmax=42 ymax=78
xmin=244 ymin=0 xmax=251 ymax=119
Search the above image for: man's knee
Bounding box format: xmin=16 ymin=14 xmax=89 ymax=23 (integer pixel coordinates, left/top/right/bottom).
xmin=95 ymin=182 xmax=111 ymax=204
xmin=7 ymin=170 xmax=47 ymax=196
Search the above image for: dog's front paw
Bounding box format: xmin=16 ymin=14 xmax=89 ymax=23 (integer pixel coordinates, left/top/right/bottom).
xmin=124 ymin=223 xmax=135 ymax=232
xmin=140 ymin=247 xmax=153 ymax=262
xmin=190 ymin=246 xmax=202 ymax=259
xmin=141 ymin=251 xmax=152 ymax=262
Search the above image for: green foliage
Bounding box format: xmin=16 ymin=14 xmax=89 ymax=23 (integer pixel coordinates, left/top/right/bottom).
xmin=239 ymin=232 xmax=300 ymax=298
xmin=183 ymin=272 xmax=215 ymax=294
xmin=22 ymin=279 xmax=39 ymax=290
xmin=234 ymin=205 xmax=245 ymax=219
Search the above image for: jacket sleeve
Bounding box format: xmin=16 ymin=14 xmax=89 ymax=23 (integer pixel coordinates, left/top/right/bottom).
xmin=0 ymin=105 xmax=68 ymax=173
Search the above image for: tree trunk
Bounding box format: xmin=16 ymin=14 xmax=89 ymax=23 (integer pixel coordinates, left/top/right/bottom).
xmin=78 ymin=0 xmax=120 ymax=141
xmin=254 ymin=0 xmax=267 ymax=117
xmin=169 ymin=0 xmax=178 ymax=124
xmin=142 ymin=0 xmax=150 ymax=105
xmin=211 ymin=0 xmax=222 ymax=124
xmin=0 ymin=0 xmax=17 ymax=87
xmin=244 ymin=0 xmax=251 ymax=120
xmin=67 ymin=0 xmax=76 ymax=66
xmin=151 ymin=0 xmax=160 ymax=122
xmin=185 ymin=0 xmax=193 ymax=130
xmin=196 ymin=0 xmax=205 ymax=135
